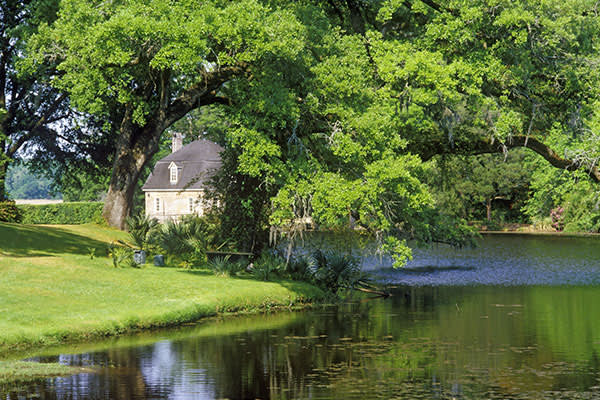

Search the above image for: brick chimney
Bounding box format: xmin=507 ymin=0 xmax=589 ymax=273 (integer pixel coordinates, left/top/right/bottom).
xmin=172 ymin=132 xmax=184 ymax=153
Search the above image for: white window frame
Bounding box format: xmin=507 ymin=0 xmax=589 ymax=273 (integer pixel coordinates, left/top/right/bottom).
xmin=155 ymin=198 xmax=161 ymax=213
xmin=168 ymin=162 xmax=179 ymax=184
xmin=188 ymin=197 xmax=195 ymax=213
xmin=170 ymin=166 xmax=178 ymax=183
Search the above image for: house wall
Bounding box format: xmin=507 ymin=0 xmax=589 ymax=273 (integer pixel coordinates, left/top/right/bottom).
xmin=144 ymin=190 xmax=207 ymax=222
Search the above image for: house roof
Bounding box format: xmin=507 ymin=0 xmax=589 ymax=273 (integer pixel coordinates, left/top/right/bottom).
xmin=142 ymin=139 xmax=223 ymax=191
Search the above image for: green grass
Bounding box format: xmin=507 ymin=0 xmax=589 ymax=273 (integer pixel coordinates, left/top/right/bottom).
xmin=0 ymin=222 xmax=324 ymax=355
xmin=0 ymin=361 xmax=86 ymax=387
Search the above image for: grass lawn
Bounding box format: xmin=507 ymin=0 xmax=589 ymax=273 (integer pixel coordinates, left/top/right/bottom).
xmin=0 ymin=222 xmax=324 ymax=356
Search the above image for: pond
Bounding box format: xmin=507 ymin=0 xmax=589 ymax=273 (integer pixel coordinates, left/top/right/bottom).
xmin=5 ymin=234 xmax=600 ymax=399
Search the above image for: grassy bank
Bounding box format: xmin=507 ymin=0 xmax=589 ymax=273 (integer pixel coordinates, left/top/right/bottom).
xmin=0 ymin=361 xmax=85 ymax=387
xmin=0 ymin=222 xmax=324 ymax=356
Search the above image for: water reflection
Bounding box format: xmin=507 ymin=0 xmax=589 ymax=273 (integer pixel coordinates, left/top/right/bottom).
xmin=5 ymin=235 xmax=600 ymax=399
xmin=5 ymin=284 xmax=600 ymax=399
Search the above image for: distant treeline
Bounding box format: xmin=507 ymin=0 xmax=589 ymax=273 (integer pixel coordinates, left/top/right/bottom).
xmin=7 ymin=163 xmax=106 ymax=202
xmin=6 ymin=163 xmax=60 ymax=200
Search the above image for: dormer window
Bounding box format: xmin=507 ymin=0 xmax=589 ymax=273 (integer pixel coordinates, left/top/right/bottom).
xmin=168 ymin=162 xmax=178 ymax=184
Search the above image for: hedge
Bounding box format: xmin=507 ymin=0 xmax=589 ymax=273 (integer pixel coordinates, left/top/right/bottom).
xmin=18 ymin=202 xmax=104 ymax=225
xmin=0 ymin=201 xmax=22 ymax=223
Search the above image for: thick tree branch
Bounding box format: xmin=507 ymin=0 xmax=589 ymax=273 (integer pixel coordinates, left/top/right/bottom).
xmin=7 ymin=92 xmax=68 ymax=156
xmin=419 ymin=135 xmax=600 ymax=183
xmin=0 ymin=49 xmax=9 ymax=110
xmin=164 ymin=65 xmax=244 ymax=128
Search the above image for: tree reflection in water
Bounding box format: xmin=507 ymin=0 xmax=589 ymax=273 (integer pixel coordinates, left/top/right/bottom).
xmin=6 ymin=282 xmax=600 ymax=399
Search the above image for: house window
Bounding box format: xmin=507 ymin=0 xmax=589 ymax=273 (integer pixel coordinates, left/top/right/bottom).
xmin=170 ymin=166 xmax=178 ymax=183
xmin=189 ymin=197 xmax=194 ymax=213
xmin=155 ymin=198 xmax=160 ymax=213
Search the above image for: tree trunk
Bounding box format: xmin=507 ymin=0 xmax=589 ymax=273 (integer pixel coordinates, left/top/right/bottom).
xmin=0 ymin=161 xmax=7 ymax=201
xmin=0 ymin=116 xmax=7 ymax=202
xmin=102 ymin=115 xmax=163 ymax=229
xmin=486 ymin=198 xmax=492 ymax=222
xmin=101 ymin=67 xmax=239 ymax=229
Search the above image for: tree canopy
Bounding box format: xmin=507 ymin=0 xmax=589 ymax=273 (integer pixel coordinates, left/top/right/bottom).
xmin=21 ymin=0 xmax=600 ymax=264
xmin=0 ymin=0 xmax=68 ymax=200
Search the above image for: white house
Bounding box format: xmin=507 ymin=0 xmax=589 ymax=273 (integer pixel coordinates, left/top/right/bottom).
xmin=141 ymin=134 xmax=223 ymax=222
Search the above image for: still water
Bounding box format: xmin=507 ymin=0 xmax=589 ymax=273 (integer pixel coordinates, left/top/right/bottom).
xmin=6 ymin=234 xmax=600 ymax=399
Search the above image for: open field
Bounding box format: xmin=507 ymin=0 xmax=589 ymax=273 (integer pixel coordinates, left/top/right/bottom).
xmin=0 ymin=222 xmax=323 ymax=356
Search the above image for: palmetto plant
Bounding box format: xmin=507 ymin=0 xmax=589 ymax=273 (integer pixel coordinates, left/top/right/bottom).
xmin=108 ymin=243 xmax=135 ymax=268
xmin=126 ymin=215 xmax=159 ymax=251
xmin=252 ymin=251 xmax=285 ymax=281
xmin=312 ymin=250 xmax=363 ymax=293
xmin=285 ymin=256 xmax=314 ymax=282
xmin=154 ymin=216 xmax=210 ymax=266
xmin=208 ymin=256 xmax=245 ymax=277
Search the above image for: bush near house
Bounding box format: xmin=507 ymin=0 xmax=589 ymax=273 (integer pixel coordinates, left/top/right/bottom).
xmin=18 ymin=202 xmax=104 ymax=224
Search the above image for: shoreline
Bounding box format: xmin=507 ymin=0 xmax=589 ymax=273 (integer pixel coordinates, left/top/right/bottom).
xmin=0 ymin=296 xmax=325 ymax=359
xmin=0 ymin=301 xmax=325 ymax=388
xmin=475 ymin=222 xmax=600 ymax=237
xmin=0 ymin=222 xmax=326 ymax=387
xmin=480 ymin=230 xmax=600 ymax=237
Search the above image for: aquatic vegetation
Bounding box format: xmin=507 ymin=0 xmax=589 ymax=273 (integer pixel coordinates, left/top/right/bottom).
xmin=0 ymin=361 xmax=82 ymax=386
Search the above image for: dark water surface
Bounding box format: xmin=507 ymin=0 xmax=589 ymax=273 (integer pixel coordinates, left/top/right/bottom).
xmin=6 ymin=234 xmax=600 ymax=399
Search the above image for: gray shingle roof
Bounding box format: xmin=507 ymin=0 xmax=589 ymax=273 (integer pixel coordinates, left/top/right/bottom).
xmin=142 ymin=140 xmax=223 ymax=191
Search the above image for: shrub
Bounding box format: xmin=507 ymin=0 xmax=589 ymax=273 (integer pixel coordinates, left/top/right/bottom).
xmin=108 ymin=243 xmax=137 ymax=268
xmin=284 ymin=256 xmax=314 ymax=282
xmin=208 ymin=256 xmax=246 ymax=277
xmin=550 ymin=206 xmax=565 ymax=231
xmin=18 ymin=202 xmax=103 ymax=224
xmin=0 ymin=200 xmax=22 ymax=223
xmin=252 ymin=251 xmax=285 ymax=281
xmin=153 ymin=215 xmax=212 ymax=266
xmin=126 ymin=214 xmax=159 ymax=251
xmin=312 ymin=250 xmax=362 ymax=293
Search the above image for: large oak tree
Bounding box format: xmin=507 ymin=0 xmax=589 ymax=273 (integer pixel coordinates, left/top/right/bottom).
xmin=26 ymin=0 xmax=306 ymax=228
xmin=26 ymin=0 xmax=600 ymax=264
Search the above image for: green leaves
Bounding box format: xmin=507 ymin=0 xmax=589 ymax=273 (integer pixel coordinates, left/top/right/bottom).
xmin=21 ymin=0 xmax=600 ymax=258
xmin=229 ymin=127 xmax=282 ymax=181
xmin=267 ymin=154 xmax=433 ymax=265
xmin=27 ymin=0 xmax=306 ymax=125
